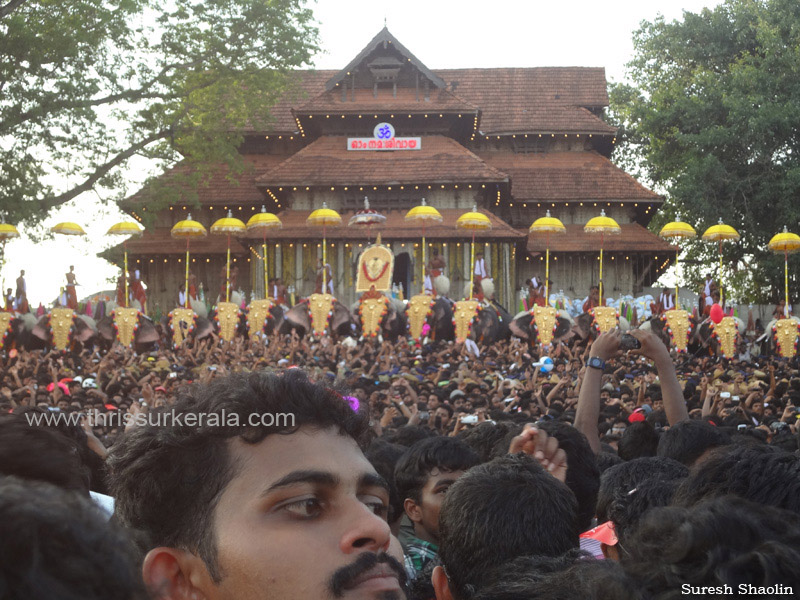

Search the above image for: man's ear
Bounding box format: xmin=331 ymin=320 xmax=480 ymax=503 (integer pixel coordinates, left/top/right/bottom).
xmin=142 ymin=546 xmax=211 ymax=600
xmin=432 ymin=565 xmax=454 ymax=600
xmin=404 ymin=497 xmax=423 ymax=524
xmin=601 ymin=542 xmax=620 ymax=561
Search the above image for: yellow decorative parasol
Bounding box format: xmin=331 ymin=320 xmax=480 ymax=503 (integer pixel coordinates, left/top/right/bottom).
xmin=0 ymin=220 xmax=20 ymax=299
xmin=307 ymin=202 xmax=342 ymax=295
xmin=171 ymin=214 xmax=207 ymax=308
xmin=768 ymin=226 xmax=800 ymax=318
xmin=584 ymin=210 xmax=621 ymax=306
xmin=702 ymin=219 xmax=740 ymax=306
xmin=106 ymin=221 xmax=143 ymax=308
xmin=405 ymin=198 xmax=443 ymax=294
xmin=52 ymin=222 xmax=86 ymax=236
xmin=529 ymin=210 xmax=566 ymax=303
xmin=659 ymin=219 xmax=696 ymax=303
xmin=456 ymin=205 xmax=492 ymax=300
xmin=211 ymin=210 xmax=246 ymax=303
xmin=246 ymin=206 xmax=282 ymax=300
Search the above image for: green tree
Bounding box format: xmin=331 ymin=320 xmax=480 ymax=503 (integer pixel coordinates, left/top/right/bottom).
xmin=0 ymin=0 xmax=318 ymax=225
xmin=609 ymin=0 xmax=800 ymax=303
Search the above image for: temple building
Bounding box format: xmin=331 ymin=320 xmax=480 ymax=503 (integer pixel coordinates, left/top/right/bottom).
xmin=110 ymin=27 xmax=674 ymax=314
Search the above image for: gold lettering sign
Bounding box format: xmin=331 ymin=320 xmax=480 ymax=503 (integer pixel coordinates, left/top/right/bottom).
xmin=664 ymin=309 xmax=691 ymax=353
xmin=50 ymin=308 xmax=74 ymax=351
xmin=532 ymin=305 xmax=557 ymax=346
xmin=774 ymin=319 xmax=800 ymax=358
xmin=407 ymin=294 xmax=434 ymax=340
xmin=453 ymin=300 xmax=480 ymax=343
xmin=113 ymin=308 xmax=140 ymax=347
xmin=216 ymin=301 xmax=240 ymax=342
xmin=308 ymin=293 xmax=335 ymax=337
xmin=247 ymin=299 xmax=273 ymax=339
xmin=356 ymin=241 xmax=394 ymax=292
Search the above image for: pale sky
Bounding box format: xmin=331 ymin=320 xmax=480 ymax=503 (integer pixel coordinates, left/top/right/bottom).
xmin=3 ymin=0 xmax=724 ymax=306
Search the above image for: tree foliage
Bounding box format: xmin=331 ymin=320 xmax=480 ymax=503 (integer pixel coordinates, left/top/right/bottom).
xmin=0 ymin=0 xmax=318 ymax=226
xmin=609 ymin=0 xmax=800 ymax=303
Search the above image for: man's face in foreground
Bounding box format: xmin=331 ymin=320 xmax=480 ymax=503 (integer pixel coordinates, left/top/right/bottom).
xmin=156 ymin=426 xmax=406 ymax=600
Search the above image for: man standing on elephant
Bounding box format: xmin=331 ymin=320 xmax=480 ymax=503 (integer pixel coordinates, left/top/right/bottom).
xmin=65 ymin=266 xmax=79 ymax=310
xmin=130 ymin=269 xmax=147 ymax=314
xmin=582 ymin=285 xmax=601 ymax=313
xmin=15 ymin=270 xmax=28 ymax=314
xmin=315 ymin=259 xmax=334 ymax=295
xmin=473 ymin=252 xmax=487 ymax=285
xmin=426 ymin=249 xmax=446 ymax=296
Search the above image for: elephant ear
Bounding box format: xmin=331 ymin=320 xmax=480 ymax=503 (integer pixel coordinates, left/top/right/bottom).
xmin=31 ymin=317 xmax=49 ymax=341
xmin=135 ymin=317 xmax=160 ymax=345
xmin=509 ymin=313 xmax=532 ymax=340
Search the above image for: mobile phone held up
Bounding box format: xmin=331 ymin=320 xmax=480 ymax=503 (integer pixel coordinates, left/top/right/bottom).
xmin=620 ymin=334 xmax=642 ymax=351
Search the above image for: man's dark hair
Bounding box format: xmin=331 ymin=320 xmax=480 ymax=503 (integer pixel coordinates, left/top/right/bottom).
xmin=394 ymin=436 xmax=479 ymax=504
xmin=617 ymin=422 xmax=659 ymax=461
xmin=364 ymin=439 xmax=406 ymax=524
xmin=475 ymin=555 xmax=640 ymax=600
xmin=537 ymin=421 xmax=600 ymax=530
xmin=672 ymin=444 xmax=800 ymax=515
xmin=596 ymin=451 xmax=625 ymax=474
xmin=0 ymin=476 xmax=147 ymax=600
xmin=656 ymin=419 xmax=731 ymax=466
xmin=457 ymin=421 xmax=522 ymax=463
xmin=109 ymin=370 xmax=369 ymax=582
xmin=385 ymin=424 xmax=436 ymax=447
xmin=0 ymin=414 xmax=90 ymax=495
xmin=596 ymin=457 xmax=688 ymax=524
xmin=438 ymin=454 xmax=579 ymax=599
xmin=622 ymin=496 xmax=800 ymax=594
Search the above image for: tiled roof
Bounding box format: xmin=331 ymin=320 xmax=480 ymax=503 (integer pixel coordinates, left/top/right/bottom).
xmin=435 ymin=68 xmax=614 ymax=135
xmin=243 ymin=70 xmax=336 ymax=133
xmin=108 ymin=228 xmax=248 ymax=256
xmin=243 ymin=67 xmax=616 ymax=136
xmin=526 ymin=223 xmax=677 ymax=254
xmin=255 ymin=136 xmax=508 ymax=187
xmin=124 ymin=155 xmax=284 ymax=207
xmin=242 ymin=208 xmax=524 ymax=241
xmin=296 ymin=86 xmax=478 ymax=114
xmin=480 ymin=151 xmax=661 ymax=202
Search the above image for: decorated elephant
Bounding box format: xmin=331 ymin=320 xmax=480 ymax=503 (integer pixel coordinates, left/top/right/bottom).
xmin=351 ymin=297 xmax=407 ymax=342
xmin=756 ymin=317 xmax=800 ymax=358
xmin=690 ymin=317 xmax=746 ymax=357
xmin=509 ymin=309 xmax=575 ymax=346
xmin=278 ymin=297 xmax=356 ymax=339
xmin=96 ymin=312 xmax=161 ymax=352
xmin=0 ymin=313 xmax=46 ymax=351
xmin=27 ymin=309 xmax=98 ymax=351
xmin=469 ymin=300 xmax=512 ymax=345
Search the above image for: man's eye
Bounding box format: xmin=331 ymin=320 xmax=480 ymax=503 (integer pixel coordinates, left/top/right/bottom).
xmin=364 ymin=500 xmax=389 ymax=518
xmin=282 ymin=498 xmax=323 ymax=519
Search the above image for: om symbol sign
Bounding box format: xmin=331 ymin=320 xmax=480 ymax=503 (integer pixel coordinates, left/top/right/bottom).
xmin=373 ymin=122 xmax=395 ymax=140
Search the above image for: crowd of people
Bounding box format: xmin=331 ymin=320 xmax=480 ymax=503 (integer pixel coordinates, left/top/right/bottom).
xmin=1 ymin=314 xmax=800 ymax=598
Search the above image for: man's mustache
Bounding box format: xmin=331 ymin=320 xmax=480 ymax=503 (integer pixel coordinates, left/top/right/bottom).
xmin=330 ymin=552 xmax=408 ymax=598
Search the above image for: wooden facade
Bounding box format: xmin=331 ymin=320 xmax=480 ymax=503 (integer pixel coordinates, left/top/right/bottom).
xmin=111 ymin=27 xmax=674 ymax=314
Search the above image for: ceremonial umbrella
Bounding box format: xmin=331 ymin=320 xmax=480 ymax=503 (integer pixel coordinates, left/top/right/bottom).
xmin=0 ymin=220 xmax=20 ymax=298
xmin=529 ymin=210 xmax=566 ymax=304
xmin=211 ymin=210 xmax=246 ymax=303
xmin=307 ymin=202 xmax=342 ymax=294
xmin=52 ymin=222 xmax=86 ymax=236
xmin=348 ymin=197 xmax=386 ymax=243
xmin=701 ymin=219 xmax=740 ymax=306
xmin=246 ymin=206 xmax=282 ymax=300
xmin=171 ymin=214 xmax=207 ymax=308
xmin=405 ymin=198 xmax=443 ymax=294
xmin=584 ymin=210 xmax=621 ymax=306
xmin=658 ymin=219 xmax=697 ymax=305
xmin=106 ymin=221 xmax=144 ymax=308
xmin=456 ymin=206 xmax=492 ymax=300
xmin=768 ymin=226 xmax=800 ymax=318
